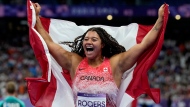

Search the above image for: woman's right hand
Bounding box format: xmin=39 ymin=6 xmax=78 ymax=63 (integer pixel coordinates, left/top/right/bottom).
xmin=158 ymin=4 xmax=170 ymax=20
xmin=32 ymin=3 xmax=41 ymax=17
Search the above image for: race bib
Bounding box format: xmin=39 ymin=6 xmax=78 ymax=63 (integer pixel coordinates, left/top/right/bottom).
xmin=76 ymin=92 xmax=106 ymax=107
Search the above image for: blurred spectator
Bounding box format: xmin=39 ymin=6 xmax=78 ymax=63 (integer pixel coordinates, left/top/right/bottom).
xmin=0 ymin=81 xmax=25 ymax=107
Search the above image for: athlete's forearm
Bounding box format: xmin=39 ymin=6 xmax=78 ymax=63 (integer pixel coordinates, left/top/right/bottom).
xmin=35 ymin=16 xmax=54 ymax=43
xmin=140 ymin=4 xmax=166 ymax=49
xmin=141 ymin=17 xmax=163 ymax=48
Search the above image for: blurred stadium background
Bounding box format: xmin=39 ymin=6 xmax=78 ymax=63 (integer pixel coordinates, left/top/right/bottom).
xmin=0 ymin=0 xmax=190 ymax=107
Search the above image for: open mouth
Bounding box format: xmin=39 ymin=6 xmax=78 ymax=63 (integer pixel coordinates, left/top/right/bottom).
xmin=86 ymin=47 xmax=94 ymax=52
xmin=86 ymin=45 xmax=94 ymax=52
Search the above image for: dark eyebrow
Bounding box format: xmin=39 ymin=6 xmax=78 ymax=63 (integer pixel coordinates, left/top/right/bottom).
xmin=92 ymin=37 xmax=98 ymax=39
xmin=84 ymin=37 xmax=99 ymax=40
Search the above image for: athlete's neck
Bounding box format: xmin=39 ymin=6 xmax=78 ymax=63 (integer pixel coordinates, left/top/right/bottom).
xmin=87 ymin=56 xmax=104 ymax=67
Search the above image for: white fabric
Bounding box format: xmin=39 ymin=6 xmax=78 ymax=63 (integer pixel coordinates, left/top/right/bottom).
xmin=51 ymin=57 xmax=75 ymax=107
xmin=49 ymin=19 xmax=139 ymax=107
xmin=119 ymin=93 xmax=134 ymax=107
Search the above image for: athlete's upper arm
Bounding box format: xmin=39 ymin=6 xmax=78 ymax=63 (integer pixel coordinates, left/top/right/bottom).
xmin=47 ymin=42 xmax=82 ymax=71
xmin=111 ymin=44 xmax=145 ymax=73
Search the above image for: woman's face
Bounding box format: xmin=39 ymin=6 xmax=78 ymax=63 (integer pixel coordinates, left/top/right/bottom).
xmin=83 ymin=31 xmax=104 ymax=59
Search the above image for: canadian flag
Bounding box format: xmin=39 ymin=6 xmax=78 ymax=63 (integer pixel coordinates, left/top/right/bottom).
xmin=26 ymin=0 xmax=169 ymax=107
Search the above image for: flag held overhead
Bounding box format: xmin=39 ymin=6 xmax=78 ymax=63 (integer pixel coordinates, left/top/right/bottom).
xmin=26 ymin=0 xmax=169 ymax=106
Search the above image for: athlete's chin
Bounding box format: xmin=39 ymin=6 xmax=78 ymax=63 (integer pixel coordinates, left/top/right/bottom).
xmin=85 ymin=55 xmax=95 ymax=60
xmin=87 ymin=57 xmax=95 ymax=60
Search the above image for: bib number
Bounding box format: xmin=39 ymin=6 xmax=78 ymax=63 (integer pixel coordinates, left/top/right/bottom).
xmin=76 ymin=93 xmax=106 ymax=107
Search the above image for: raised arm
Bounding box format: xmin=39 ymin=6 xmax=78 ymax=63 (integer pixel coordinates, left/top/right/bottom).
xmin=32 ymin=3 xmax=82 ymax=76
xmin=111 ymin=4 xmax=169 ymax=74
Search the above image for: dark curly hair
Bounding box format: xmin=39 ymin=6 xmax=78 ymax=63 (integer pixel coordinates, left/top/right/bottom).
xmin=60 ymin=27 xmax=126 ymax=58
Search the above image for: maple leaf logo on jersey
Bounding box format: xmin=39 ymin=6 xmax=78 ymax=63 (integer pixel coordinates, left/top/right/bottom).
xmin=103 ymin=67 xmax=108 ymax=72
